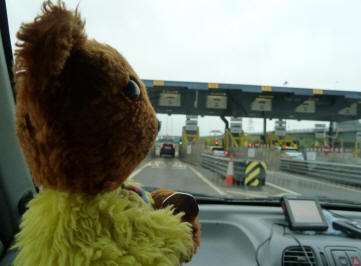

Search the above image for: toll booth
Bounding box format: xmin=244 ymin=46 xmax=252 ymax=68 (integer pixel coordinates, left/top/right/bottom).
xmin=313 ymin=124 xmax=327 ymax=147
xmin=274 ymin=120 xmax=297 ymax=148
xmin=224 ymin=117 xmax=248 ymax=152
xmin=278 ymin=135 xmax=298 ymax=149
xmin=332 ymin=138 xmax=344 ymax=149
xmin=266 ymin=120 xmax=297 ymax=148
xmin=266 ymin=133 xmax=298 ymax=149
xmin=204 ymin=130 xmax=223 ymax=149
xmin=266 ymin=132 xmax=279 ymax=147
xmin=182 ymin=115 xmax=200 ymax=145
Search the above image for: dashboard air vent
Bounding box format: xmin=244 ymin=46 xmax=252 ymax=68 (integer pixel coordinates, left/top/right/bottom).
xmin=283 ymin=246 xmax=317 ymax=266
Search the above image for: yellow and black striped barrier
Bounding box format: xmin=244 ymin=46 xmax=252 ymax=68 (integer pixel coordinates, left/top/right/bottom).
xmin=243 ymin=160 xmax=267 ymax=187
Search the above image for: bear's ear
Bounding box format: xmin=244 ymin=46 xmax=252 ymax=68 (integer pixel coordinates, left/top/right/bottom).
xmin=14 ymin=0 xmax=86 ymax=92
xmin=162 ymin=192 xmax=199 ymax=222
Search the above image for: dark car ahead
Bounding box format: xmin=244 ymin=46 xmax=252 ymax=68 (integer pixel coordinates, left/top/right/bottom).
xmin=160 ymin=143 xmax=175 ymax=157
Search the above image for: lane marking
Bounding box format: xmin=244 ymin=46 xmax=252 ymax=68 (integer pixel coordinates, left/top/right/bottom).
xmin=129 ymin=161 xmax=152 ymax=180
xmin=150 ymin=159 xmax=166 ymax=168
xmin=269 ymin=170 xmax=361 ymax=194
xmin=266 ymin=181 xmax=300 ymax=195
xmin=188 ymin=166 xmax=226 ymax=196
xmin=171 ymin=161 xmax=187 ymax=169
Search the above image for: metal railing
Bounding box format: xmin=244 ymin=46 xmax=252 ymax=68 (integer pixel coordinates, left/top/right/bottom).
xmin=280 ymin=159 xmax=361 ymax=186
xmin=201 ymin=154 xmax=266 ymax=185
xmin=201 ymin=154 xmax=230 ymax=178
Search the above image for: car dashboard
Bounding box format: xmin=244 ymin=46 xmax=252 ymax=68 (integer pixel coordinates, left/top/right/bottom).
xmin=188 ymin=204 xmax=361 ymax=266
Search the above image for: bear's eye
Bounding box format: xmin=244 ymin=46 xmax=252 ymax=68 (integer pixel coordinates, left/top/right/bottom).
xmin=123 ymin=80 xmax=140 ymax=102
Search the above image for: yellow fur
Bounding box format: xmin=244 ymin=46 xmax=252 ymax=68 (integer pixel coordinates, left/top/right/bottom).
xmin=13 ymin=188 xmax=194 ymax=266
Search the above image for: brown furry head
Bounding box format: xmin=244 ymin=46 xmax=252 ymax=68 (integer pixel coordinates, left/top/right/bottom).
xmin=14 ymin=1 xmax=158 ymax=194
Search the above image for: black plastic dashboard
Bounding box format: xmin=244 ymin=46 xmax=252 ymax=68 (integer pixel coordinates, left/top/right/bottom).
xmin=188 ymin=204 xmax=361 ymax=266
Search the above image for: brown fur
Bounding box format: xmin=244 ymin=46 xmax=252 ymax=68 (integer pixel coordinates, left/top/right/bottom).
xmin=15 ymin=1 xmax=158 ymax=194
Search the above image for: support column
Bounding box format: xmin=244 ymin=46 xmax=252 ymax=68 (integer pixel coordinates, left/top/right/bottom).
xmin=220 ymin=116 xmax=229 ymax=151
xmin=220 ymin=116 xmax=229 ymax=129
xmin=328 ymin=121 xmax=334 ymax=147
xmin=263 ymin=117 xmax=267 ymax=144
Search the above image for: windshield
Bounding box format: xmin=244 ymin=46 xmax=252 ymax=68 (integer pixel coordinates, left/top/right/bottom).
xmin=7 ymin=0 xmax=361 ymax=205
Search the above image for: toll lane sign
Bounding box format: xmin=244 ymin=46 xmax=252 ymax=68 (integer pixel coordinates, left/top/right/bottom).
xmin=275 ymin=120 xmax=286 ymax=137
xmin=275 ymin=130 xmax=286 ymax=137
xmin=231 ymin=124 xmax=242 ymax=134
xmin=295 ymin=100 xmax=315 ymax=113
xmin=315 ymin=124 xmax=326 ymax=139
xmin=185 ymin=125 xmax=197 ymax=131
xmin=251 ymin=98 xmax=272 ymax=112
xmin=159 ymin=93 xmax=181 ymax=107
xmin=206 ymin=95 xmax=227 ymax=109
xmin=339 ymin=103 xmax=357 ymax=116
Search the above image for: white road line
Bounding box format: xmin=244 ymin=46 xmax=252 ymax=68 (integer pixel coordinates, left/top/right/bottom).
xmin=266 ymin=181 xmax=300 ymax=195
xmin=188 ymin=166 xmax=226 ymax=196
xmin=129 ymin=161 xmax=152 ymax=180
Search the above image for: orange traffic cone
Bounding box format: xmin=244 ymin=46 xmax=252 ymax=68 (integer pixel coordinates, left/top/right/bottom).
xmin=224 ymin=154 xmax=235 ymax=186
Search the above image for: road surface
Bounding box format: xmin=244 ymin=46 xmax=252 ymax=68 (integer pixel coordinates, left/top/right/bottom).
xmin=132 ymin=157 xmax=361 ymax=203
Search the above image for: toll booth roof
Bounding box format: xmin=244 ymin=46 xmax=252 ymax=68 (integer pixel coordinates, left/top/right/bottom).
xmin=143 ymin=79 xmax=361 ymax=122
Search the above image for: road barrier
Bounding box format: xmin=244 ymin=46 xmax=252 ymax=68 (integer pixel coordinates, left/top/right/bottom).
xmin=243 ymin=160 xmax=267 ymax=186
xmin=201 ymin=154 xmax=266 ymax=187
xmin=307 ymin=147 xmax=346 ymax=153
xmin=280 ymin=159 xmax=361 ymax=187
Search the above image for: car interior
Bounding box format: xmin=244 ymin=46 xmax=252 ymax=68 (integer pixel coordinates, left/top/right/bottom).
xmin=187 ymin=196 xmax=361 ymax=266
xmin=1 ymin=1 xmax=361 ymax=266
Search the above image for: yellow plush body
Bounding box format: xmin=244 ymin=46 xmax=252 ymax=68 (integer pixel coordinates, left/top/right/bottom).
xmin=13 ymin=188 xmax=193 ymax=266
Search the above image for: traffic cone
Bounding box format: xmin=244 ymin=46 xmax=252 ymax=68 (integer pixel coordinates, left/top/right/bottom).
xmin=224 ymin=154 xmax=235 ymax=186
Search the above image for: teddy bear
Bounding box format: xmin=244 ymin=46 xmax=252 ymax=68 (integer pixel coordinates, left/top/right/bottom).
xmin=12 ymin=1 xmax=200 ymax=265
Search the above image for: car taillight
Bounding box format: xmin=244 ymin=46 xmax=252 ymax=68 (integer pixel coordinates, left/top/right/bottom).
xmin=172 ymin=145 xmax=175 ymax=149
xmin=224 ymin=151 xmax=228 ymax=155
xmin=161 ymin=144 xmax=164 ymax=148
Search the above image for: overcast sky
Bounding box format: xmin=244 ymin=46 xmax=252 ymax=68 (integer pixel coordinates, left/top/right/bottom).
xmin=7 ymin=0 xmax=361 ymax=136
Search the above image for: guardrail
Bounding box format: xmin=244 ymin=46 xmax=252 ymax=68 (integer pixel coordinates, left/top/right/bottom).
xmin=280 ymin=159 xmax=361 ymax=187
xmin=201 ymin=154 xmax=266 ymax=187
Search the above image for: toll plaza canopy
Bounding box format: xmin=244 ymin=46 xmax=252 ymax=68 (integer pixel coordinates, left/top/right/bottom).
xmin=143 ymin=79 xmax=361 ymax=122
